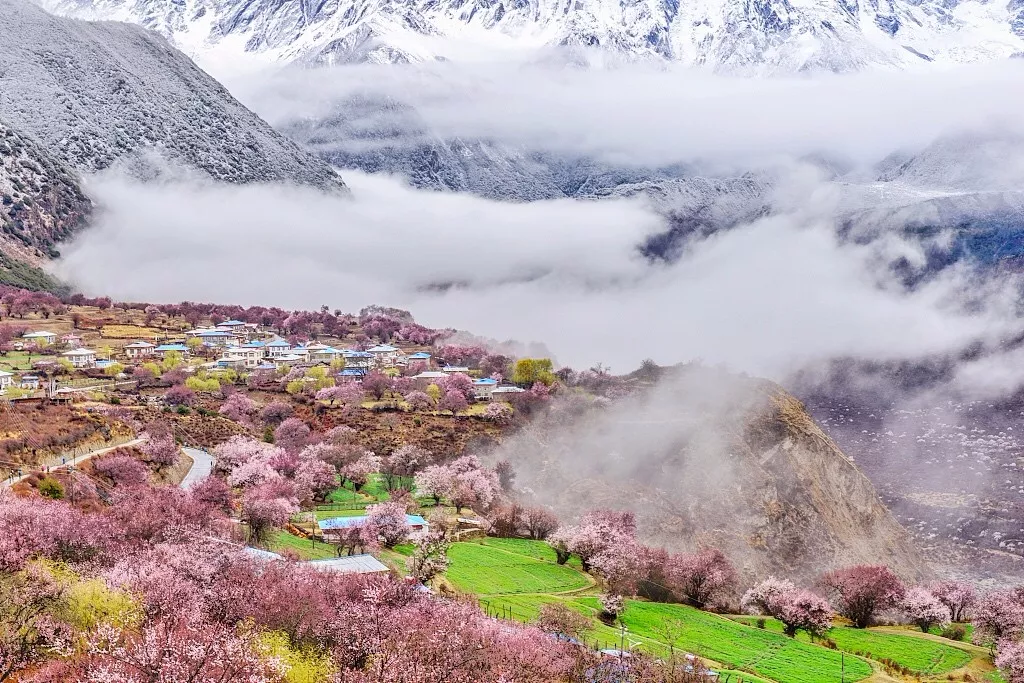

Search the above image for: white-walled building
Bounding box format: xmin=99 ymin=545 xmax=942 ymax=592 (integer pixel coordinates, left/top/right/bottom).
xmin=124 ymin=341 xmax=156 ymax=360
xmin=62 ymin=348 xmax=97 ymax=368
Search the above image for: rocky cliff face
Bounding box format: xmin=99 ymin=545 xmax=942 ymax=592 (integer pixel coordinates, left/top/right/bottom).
xmin=501 ymin=365 xmax=925 ymax=581
xmin=0 ymin=120 xmax=91 ymax=256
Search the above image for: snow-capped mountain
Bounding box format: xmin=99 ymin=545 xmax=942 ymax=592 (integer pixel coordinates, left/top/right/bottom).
xmin=38 ymin=0 xmax=1024 ymax=73
xmin=0 ymin=0 xmax=345 ymax=190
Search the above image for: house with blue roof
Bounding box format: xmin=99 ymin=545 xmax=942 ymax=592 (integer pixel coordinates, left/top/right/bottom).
xmin=473 ymin=377 xmax=499 ymax=400
xmin=265 ymin=338 xmax=292 ymax=357
xmin=366 ymin=344 xmax=403 ymax=368
xmin=338 ymin=367 xmax=367 ymax=381
xmin=154 ymin=343 xmax=189 ymax=359
xmin=341 ymin=349 xmax=373 ymax=369
xmin=319 ymin=514 xmax=428 ymax=541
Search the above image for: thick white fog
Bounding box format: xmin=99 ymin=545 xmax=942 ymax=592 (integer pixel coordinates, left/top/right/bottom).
xmin=56 ymin=168 xmax=1018 ymax=379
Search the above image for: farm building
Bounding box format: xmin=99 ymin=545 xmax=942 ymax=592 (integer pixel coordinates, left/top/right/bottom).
xmin=492 ymin=386 xmax=527 ymax=402
xmin=473 ymin=377 xmax=498 ymax=400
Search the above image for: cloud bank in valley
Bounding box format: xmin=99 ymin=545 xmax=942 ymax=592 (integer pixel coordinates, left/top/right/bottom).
xmin=56 ymin=168 xmax=1016 ymax=380
xmin=229 ymin=60 xmax=1024 ymax=170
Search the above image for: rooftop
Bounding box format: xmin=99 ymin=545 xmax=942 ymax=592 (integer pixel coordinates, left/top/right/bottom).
xmin=125 ymin=341 xmax=156 ymax=348
xmin=22 ymin=331 xmax=56 ymax=338
xmin=366 ymin=344 xmax=400 ymax=353
xmin=155 ymin=344 xmax=189 ymax=352
xmin=474 ymin=378 xmax=498 ymax=385
xmin=407 ymin=352 xmax=432 ymax=359
xmin=266 ymin=339 xmax=291 ymax=347
xmin=492 ymin=386 xmax=526 ymax=393
xmin=305 ymin=554 xmax=390 ymax=574
xmin=442 ymin=366 xmax=470 ymax=372
xmin=319 ymin=514 xmax=427 ymax=530
xmin=62 ymin=348 xmax=96 ymax=356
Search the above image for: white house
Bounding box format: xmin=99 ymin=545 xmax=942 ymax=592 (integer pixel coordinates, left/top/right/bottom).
xmin=308 ymin=346 xmax=342 ymax=364
xmin=441 ymin=366 xmax=470 ymax=374
xmin=473 ymin=377 xmax=498 ymax=400
xmin=221 ymin=344 xmax=266 ymax=368
xmin=196 ymin=330 xmax=233 ymax=347
xmin=18 ymin=375 xmax=39 ymax=390
xmin=366 ymin=344 xmax=403 ymax=367
xmin=405 ymin=352 xmax=432 ymax=367
xmin=124 ymin=340 xmax=156 ymax=360
xmin=265 ymin=338 xmax=292 ymax=357
xmin=0 ymin=370 xmax=13 ymax=391
xmin=22 ymin=331 xmax=57 ymax=346
xmin=491 ymin=386 xmax=527 ymax=402
xmin=62 ymin=348 xmax=97 ymax=368
xmin=341 ymin=350 xmax=373 ymax=369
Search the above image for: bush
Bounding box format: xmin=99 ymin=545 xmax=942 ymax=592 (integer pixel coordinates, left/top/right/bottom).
xmin=38 ymin=476 xmax=64 ymax=499
xmin=940 ymin=624 xmax=966 ymax=641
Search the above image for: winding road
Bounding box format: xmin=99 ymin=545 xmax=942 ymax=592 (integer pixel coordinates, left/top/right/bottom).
xmin=179 ymin=447 xmax=214 ymax=489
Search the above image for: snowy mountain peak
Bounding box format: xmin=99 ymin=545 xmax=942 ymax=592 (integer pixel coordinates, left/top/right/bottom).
xmin=37 ymin=0 xmax=1024 ymax=73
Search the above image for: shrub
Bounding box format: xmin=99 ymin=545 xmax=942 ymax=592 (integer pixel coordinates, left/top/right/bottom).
xmin=940 ymin=624 xmax=966 ymax=641
xmin=38 ymin=476 xmax=64 ymax=500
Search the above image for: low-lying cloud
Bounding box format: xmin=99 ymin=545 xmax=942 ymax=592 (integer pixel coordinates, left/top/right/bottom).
xmin=228 ymin=60 xmax=1024 ymax=171
xmin=55 ymin=169 xmax=1018 ymax=380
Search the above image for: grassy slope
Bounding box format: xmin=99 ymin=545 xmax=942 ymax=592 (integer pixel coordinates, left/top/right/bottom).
xmin=446 ymin=541 xmax=591 ymax=595
xmin=267 ymin=530 xmax=338 ymax=560
xmin=730 ymin=616 xmax=972 ymax=675
xmin=444 ymin=539 xmax=874 ymax=683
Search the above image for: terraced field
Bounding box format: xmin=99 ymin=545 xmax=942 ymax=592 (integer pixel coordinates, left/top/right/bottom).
xmin=730 ymin=616 xmax=971 ymax=675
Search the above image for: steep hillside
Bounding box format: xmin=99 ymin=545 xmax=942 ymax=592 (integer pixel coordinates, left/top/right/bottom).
xmin=41 ymin=0 xmax=1024 ymax=73
xmin=500 ymin=365 xmax=926 ymax=581
xmin=0 ymin=0 xmax=345 ymax=190
xmin=0 ymin=121 xmax=91 ymax=255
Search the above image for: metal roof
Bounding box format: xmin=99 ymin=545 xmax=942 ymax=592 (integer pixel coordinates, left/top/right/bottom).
xmin=305 ymin=554 xmax=390 ymax=574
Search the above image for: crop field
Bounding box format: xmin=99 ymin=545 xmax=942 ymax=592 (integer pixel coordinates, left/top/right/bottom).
xmin=731 ymin=616 xmax=972 ymax=674
xmin=100 ymin=324 xmax=163 ymax=339
xmin=582 ymin=600 xmax=873 ymax=683
xmin=446 ymin=541 xmax=591 ymax=595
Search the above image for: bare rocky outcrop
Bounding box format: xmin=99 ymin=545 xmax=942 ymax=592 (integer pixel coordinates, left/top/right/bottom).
xmin=501 ymin=365 xmax=926 ymax=583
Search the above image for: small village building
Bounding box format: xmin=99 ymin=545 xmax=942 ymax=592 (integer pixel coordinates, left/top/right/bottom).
xmin=366 ymin=344 xmax=403 ymax=367
xmin=215 ymin=320 xmax=247 ymax=331
xmin=0 ymin=370 xmax=13 ymax=391
xmin=61 ymin=333 xmax=83 ymax=348
xmin=412 ymin=370 xmax=448 ymax=389
xmin=308 ymin=346 xmax=342 ymax=364
xmin=221 ymin=344 xmax=266 ymax=368
xmin=19 ymin=375 xmax=40 ymax=390
xmin=196 ymin=330 xmax=233 ymax=347
xmin=265 ymin=338 xmax=292 ymax=357
xmin=272 ymin=353 xmax=305 ymax=368
xmin=124 ymin=340 xmax=156 ymax=359
xmin=491 ymin=386 xmax=527 ymax=402
xmin=341 ymin=350 xmax=373 ymax=369
xmin=473 ymin=377 xmax=498 ymax=400
xmin=441 ymin=366 xmax=470 ymax=374
xmin=337 ymin=367 xmax=367 ymax=381
xmin=305 ymin=555 xmax=390 ymax=575
xmin=406 ymin=352 xmax=432 ymax=367
xmin=319 ymin=514 xmax=428 ymax=542
xmin=62 ymin=348 xmax=97 ymax=368
xmin=154 ymin=343 xmax=189 ymax=359
xmin=22 ymin=331 xmax=57 ymax=346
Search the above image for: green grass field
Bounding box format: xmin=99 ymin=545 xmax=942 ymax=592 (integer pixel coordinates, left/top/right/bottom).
xmin=446 ymin=540 xmax=592 ymax=595
xmin=730 ymin=616 xmax=971 ymax=675
xmin=266 ymin=530 xmax=337 ymax=560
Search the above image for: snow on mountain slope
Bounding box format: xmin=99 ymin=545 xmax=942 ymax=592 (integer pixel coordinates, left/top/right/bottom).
xmin=0 ymin=0 xmax=345 ymax=190
xmin=0 ymin=120 xmax=91 ymax=256
xmin=38 ymin=0 xmax=1024 ymax=73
